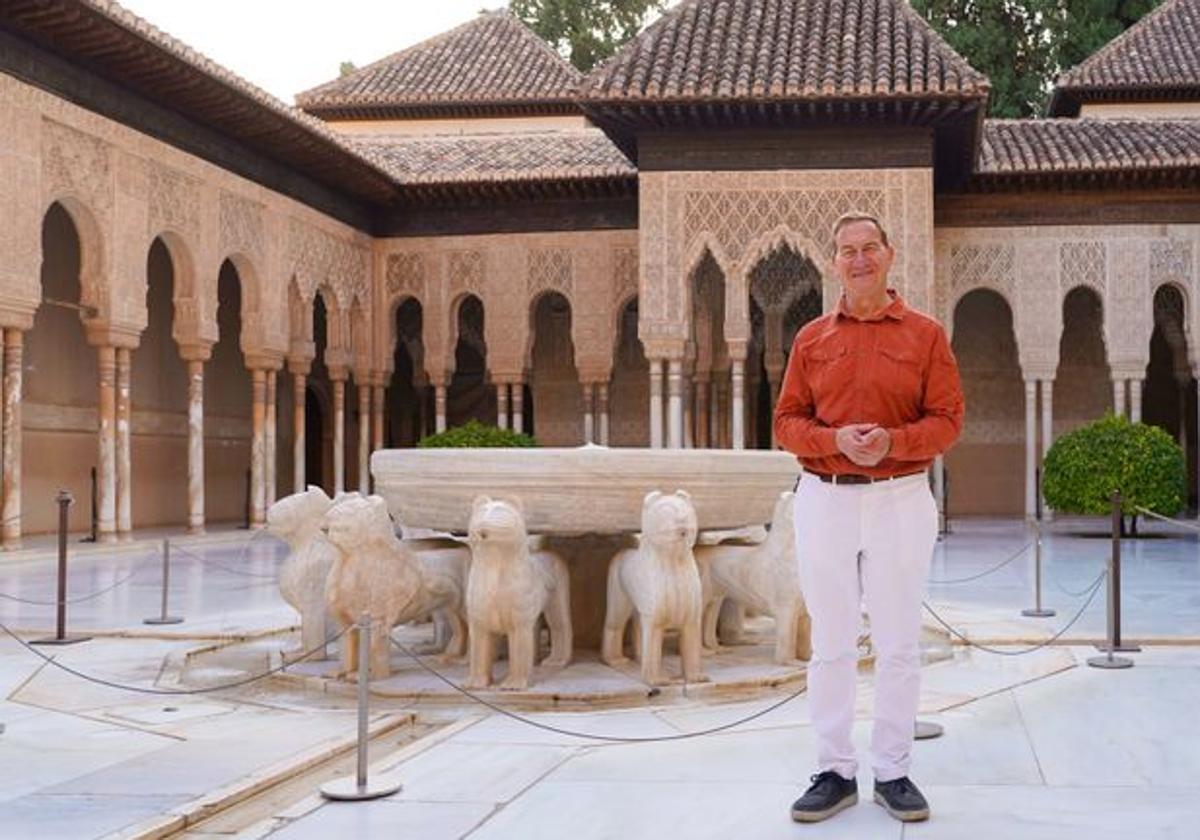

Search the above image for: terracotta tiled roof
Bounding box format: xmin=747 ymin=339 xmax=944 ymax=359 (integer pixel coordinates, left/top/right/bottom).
xmin=1054 ymin=0 xmax=1200 ymax=104
xmin=1 ymin=0 xmax=401 ymax=212
xmin=580 ymin=0 xmax=989 ymax=103
xmin=978 ymin=118 xmax=1200 ymax=176
xmin=353 ymin=130 xmax=636 ymax=186
xmin=296 ymin=11 xmax=583 ymax=118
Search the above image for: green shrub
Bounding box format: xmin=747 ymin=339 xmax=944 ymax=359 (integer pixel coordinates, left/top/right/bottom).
xmin=1042 ymin=414 xmax=1185 ymax=518
xmin=417 ymin=419 xmax=536 ymax=449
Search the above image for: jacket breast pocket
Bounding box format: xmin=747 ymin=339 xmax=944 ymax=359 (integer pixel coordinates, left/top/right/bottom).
xmin=877 ymin=345 xmax=923 ymax=396
xmin=806 ymin=344 xmax=849 ymax=392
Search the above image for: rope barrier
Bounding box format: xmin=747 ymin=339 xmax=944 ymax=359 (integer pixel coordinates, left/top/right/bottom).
xmin=0 ymin=617 xmax=348 ymax=696
xmin=922 ymin=568 xmax=1107 ymax=657
xmin=1046 ymin=560 xmax=1109 ymax=599
xmin=926 ymin=540 xmax=1033 ymax=585
xmin=0 ymin=547 xmax=162 ymax=606
xmin=388 ymin=635 xmax=808 ymax=743
xmin=171 ymin=543 xmax=280 ymax=581
xmin=1134 ymin=506 xmax=1200 ymax=534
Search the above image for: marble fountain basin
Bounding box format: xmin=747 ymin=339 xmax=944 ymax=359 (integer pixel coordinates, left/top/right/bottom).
xmin=372 ymin=445 xmax=801 ymax=534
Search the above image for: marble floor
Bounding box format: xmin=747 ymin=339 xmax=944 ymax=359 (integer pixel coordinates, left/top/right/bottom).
xmin=0 ymin=517 xmax=1198 ymax=838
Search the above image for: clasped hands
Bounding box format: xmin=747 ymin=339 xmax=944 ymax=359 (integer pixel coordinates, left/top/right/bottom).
xmin=835 ymin=423 xmax=891 ymax=467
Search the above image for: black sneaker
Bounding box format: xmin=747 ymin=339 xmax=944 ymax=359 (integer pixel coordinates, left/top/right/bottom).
xmin=873 ymin=776 xmax=930 ymax=822
xmin=790 ymin=770 xmax=858 ymax=823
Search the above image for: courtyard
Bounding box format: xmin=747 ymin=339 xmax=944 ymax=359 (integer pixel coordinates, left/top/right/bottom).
xmin=2 ymin=516 xmax=1197 ymax=838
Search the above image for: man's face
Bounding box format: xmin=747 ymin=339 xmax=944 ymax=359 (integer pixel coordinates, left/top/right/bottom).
xmin=833 ymin=220 xmax=894 ymax=302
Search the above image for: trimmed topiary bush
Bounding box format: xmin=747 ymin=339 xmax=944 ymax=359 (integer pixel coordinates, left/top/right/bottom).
xmin=417 ymin=419 xmax=536 ymax=449
xmin=1042 ymin=414 xmax=1185 ymax=528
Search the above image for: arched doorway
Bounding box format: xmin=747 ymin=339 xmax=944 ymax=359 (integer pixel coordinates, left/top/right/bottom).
xmin=529 ymin=292 xmax=579 ymax=445
xmin=1054 ymin=286 xmax=1112 ymax=439
xmin=25 ymin=203 xmax=96 ymax=534
xmin=946 ymin=289 xmax=1024 ymax=515
xmin=386 ymin=298 xmax=426 ymax=447
xmin=747 ymin=244 xmax=823 ymax=449
xmin=610 ymin=297 xmax=648 ymax=446
xmin=306 ymin=293 xmax=334 ymax=491
xmin=129 ymin=237 xmax=189 ymax=527
xmin=1144 ymin=284 xmax=1197 ymax=509
xmin=447 ymin=295 xmax=493 ymax=427
xmin=204 ymin=260 xmax=252 ymax=524
xmin=689 ymin=250 xmax=726 ymax=448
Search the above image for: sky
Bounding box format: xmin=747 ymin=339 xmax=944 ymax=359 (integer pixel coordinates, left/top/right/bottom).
xmin=117 ymin=1 xmax=517 ymax=104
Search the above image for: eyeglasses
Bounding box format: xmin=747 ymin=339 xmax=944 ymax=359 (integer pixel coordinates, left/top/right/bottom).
xmin=835 ymin=242 xmax=887 ymax=261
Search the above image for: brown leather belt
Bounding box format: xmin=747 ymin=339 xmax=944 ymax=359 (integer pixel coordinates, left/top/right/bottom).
xmin=809 ymin=470 xmax=926 ymax=485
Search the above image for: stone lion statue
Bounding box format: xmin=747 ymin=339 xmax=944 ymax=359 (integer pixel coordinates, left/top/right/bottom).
xmin=266 ymin=486 xmax=338 ymax=661
xmin=695 ymin=490 xmax=812 ymax=664
xmin=602 ymin=490 xmax=708 ymax=686
xmin=465 ymin=496 xmax=572 ymax=690
xmin=323 ymin=494 xmax=468 ymax=681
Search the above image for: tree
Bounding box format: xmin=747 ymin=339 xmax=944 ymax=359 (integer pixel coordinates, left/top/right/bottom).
xmin=1042 ymin=414 xmax=1185 ymax=534
xmin=510 ymin=0 xmax=670 ymax=71
xmin=910 ymin=0 xmax=1161 ymax=117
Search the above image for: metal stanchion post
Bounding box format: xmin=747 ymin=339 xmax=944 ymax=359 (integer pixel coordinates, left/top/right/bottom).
xmin=144 ymin=538 xmax=183 ymax=625
xmin=33 ymin=491 xmax=91 ymax=646
xmin=320 ymin=613 xmax=403 ymax=801
xmin=1088 ymin=491 xmax=1135 ymax=669
xmin=1022 ymin=518 xmax=1056 ymax=618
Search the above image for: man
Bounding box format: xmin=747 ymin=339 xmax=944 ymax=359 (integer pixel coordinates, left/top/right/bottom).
xmin=773 ymin=212 xmax=964 ymax=824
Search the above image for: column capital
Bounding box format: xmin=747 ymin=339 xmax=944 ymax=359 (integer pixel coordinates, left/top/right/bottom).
xmin=0 ymin=302 xmax=36 ymax=331
xmin=178 ymin=342 xmax=213 ymax=363
xmin=287 ymin=354 xmax=312 ymax=376
xmin=642 ymin=338 xmax=687 ymax=361
xmin=326 ymin=364 xmax=350 ymax=382
xmin=244 ymin=353 xmax=284 ymax=372
xmin=1111 ymin=365 xmax=1147 ymax=381
xmin=725 ymin=340 xmax=749 ymax=363
xmin=85 ymin=322 xmax=141 ymax=350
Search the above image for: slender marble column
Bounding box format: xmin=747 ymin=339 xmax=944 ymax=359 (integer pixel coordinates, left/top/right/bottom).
xmin=265 ymin=369 xmax=277 ymax=507
xmin=582 ymin=382 xmax=595 ymax=443
xmin=497 ymin=382 xmax=509 ymax=430
xmin=116 ymin=347 xmax=132 ymax=539
xmin=1024 ymin=379 xmax=1037 ymax=521
xmin=434 ymin=384 xmax=447 ymax=433
xmin=2 ymin=331 xmax=22 ymax=549
xmin=292 ymin=371 xmax=306 ymax=494
xmin=97 ymin=345 xmax=117 ymax=543
xmin=709 ymin=380 xmax=721 ymax=449
xmin=649 ymin=358 xmax=664 ymax=449
xmin=357 ymin=382 xmax=370 ymax=493
xmin=598 ymin=382 xmax=610 ymax=445
xmin=332 ymin=377 xmax=346 ymax=493
xmin=667 ymin=360 xmax=684 ymax=449
xmin=1041 ymin=378 xmax=1054 ymax=458
xmin=1130 ymin=378 xmax=1144 ymax=423
xmin=1113 ymin=378 xmax=1126 ymax=419
xmin=731 ymin=359 xmax=746 ymax=451
xmin=694 ymin=378 xmax=709 ymax=448
xmin=372 ymin=383 xmax=385 ymax=451
xmin=187 ymin=359 xmax=205 ymax=533
xmin=682 ymin=374 xmax=694 ymax=449
xmin=512 ymin=381 xmax=524 ymax=434
xmin=249 ymin=368 xmax=267 ymax=527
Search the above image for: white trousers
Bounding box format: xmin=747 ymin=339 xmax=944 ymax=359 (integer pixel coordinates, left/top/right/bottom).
xmin=793 ymin=471 xmax=937 ymax=782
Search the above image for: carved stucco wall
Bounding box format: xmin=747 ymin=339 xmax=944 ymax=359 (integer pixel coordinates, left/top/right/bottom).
xmin=936 ymin=225 xmax=1200 ymax=389
xmin=638 ymin=169 xmax=935 ymax=357
xmin=374 ymin=230 xmax=639 ymax=393
xmin=0 ymin=73 xmax=371 ymax=365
